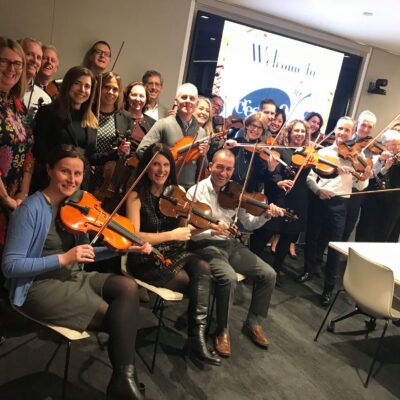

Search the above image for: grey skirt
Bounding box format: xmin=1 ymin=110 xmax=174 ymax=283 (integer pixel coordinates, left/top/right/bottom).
xmin=20 ymin=267 xmax=112 ymax=331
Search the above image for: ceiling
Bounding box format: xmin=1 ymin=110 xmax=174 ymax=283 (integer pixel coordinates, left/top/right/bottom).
xmin=220 ymin=0 xmax=400 ymax=55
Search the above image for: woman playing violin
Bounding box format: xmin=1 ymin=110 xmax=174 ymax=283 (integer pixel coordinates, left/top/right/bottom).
xmin=250 ymin=120 xmax=310 ymax=286
xmin=125 ymin=143 xmax=220 ymax=366
xmin=2 ymin=145 xmax=150 ymax=399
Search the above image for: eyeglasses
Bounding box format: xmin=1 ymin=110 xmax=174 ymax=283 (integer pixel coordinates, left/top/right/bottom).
xmin=0 ymin=57 xmax=24 ymax=71
xmin=93 ymin=49 xmax=111 ymax=58
xmin=248 ymin=123 xmax=263 ymax=132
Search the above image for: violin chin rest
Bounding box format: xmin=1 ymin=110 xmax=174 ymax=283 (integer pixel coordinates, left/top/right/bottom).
xmin=65 ymin=189 xmax=84 ymax=204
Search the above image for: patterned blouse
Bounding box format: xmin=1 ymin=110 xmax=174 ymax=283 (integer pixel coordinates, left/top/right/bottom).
xmin=0 ymin=92 xmax=34 ymax=244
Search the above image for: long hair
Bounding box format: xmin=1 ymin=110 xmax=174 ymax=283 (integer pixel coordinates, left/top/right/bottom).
xmin=280 ymin=119 xmax=310 ymax=147
xmin=55 ymin=66 xmax=98 ymax=128
xmin=0 ymin=37 xmax=27 ymax=99
xmin=196 ymin=96 xmax=213 ymax=136
xmin=124 ymin=81 xmax=148 ymax=113
xmin=94 ymin=71 xmax=124 ymax=113
xmin=133 ymin=143 xmax=177 ymax=201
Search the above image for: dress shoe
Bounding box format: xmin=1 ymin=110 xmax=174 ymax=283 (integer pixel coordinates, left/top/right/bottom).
xmin=242 ymin=323 xmax=269 ymax=348
xmin=214 ymin=332 xmax=231 ymax=357
xmin=320 ymin=290 xmax=333 ymax=307
xmin=295 ymin=272 xmax=313 ymax=283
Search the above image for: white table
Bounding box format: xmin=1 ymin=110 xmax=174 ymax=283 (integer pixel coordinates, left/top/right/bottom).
xmin=329 ymin=242 xmax=400 ymax=283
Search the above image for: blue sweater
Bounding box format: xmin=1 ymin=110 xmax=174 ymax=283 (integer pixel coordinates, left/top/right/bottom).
xmin=2 ymin=191 xmax=113 ymax=306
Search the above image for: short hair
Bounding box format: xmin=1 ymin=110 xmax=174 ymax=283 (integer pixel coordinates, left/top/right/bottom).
xmin=211 ymin=148 xmax=235 ymax=163
xmin=382 ymin=129 xmax=400 ymax=143
xmin=244 ymin=112 xmax=269 ymax=134
xmin=0 ymin=37 xmax=26 ymax=99
xmin=56 ymin=66 xmax=97 ymax=128
xmin=142 ymin=70 xmax=163 ymax=86
xmin=211 ymin=94 xmax=224 ymax=103
xmin=20 ymin=37 xmax=43 ymax=50
xmin=259 ymin=98 xmax=277 ymax=110
xmin=357 ymin=110 xmax=377 ymax=126
xmin=82 ymin=40 xmax=111 ymax=69
xmin=124 ymin=81 xmax=147 ymax=111
xmin=336 ymin=116 xmax=355 ymax=129
xmin=176 ymin=83 xmax=198 ymax=98
xmin=42 ymin=44 xmax=59 ymax=57
xmin=47 ymin=144 xmax=87 ymax=169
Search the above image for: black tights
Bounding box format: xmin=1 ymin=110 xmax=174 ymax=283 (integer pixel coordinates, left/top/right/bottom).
xmin=87 ymin=275 xmax=139 ymax=368
xmin=164 ymin=255 xmax=210 ymax=293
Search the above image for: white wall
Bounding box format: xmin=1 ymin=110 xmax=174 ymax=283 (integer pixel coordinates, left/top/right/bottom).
xmin=1 ymin=0 xmax=399 ymax=133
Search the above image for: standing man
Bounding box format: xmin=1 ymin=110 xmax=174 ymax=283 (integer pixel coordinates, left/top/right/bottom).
xmin=296 ymin=117 xmax=371 ymax=306
xmin=82 ymin=40 xmax=112 ymax=75
xmin=259 ymin=98 xmax=277 ymax=131
xmin=136 ymin=83 xmax=207 ymax=189
xmin=187 ymin=149 xmax=284 ymax=357
xmin=36 ymin=45 xmax=60 ymax=100
xmin=342 ymin=110 xmax=377 ymax=240
xmin=142 ymin=70 xmax=167 ymax=120
xmin=20 ymin=38 xmax=51 ymax=118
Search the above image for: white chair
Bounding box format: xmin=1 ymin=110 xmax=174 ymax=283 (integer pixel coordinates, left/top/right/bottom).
xmin=314 ymin=248 xmax=400 ymax=387
xmin=121 ymin=260 xmax=184 ymax=373
xmin=11 ymin=304 xmax=90 ymax=399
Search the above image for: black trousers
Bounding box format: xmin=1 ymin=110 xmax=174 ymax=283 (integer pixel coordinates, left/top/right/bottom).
xmin=304 ymin=194 xmax=347 ymax=291
xmin=342 ymin=193 xmax=364 ymax=241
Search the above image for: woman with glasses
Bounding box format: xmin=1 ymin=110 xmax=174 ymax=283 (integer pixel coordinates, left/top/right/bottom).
xmin=0 ymin=37 xmax=34 ymax=344
xmin=83 ymin=40 xmax=112 ymax=75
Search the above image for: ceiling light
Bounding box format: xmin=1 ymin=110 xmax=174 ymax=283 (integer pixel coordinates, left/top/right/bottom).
xmin=362 ymin=11 xmax=373 ymax=16
xmin=210 ymin=37 xmax=216 ymax=41
xmin=201 ymin=15 xmax=209 ymax=19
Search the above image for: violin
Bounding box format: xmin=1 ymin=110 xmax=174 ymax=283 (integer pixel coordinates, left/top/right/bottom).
xmin=170 ymin=130 xmax=227 ymax=164
xmin=218 ymin=180 xmax=298 ymax=222
xmin=45 ymin=80 xmax=60 ymax=100
xmin=354 ymin=136 xmax=387 ymax=155
xmin=159 ymin=185 xmax=241 ymax=238
xmin=337 ymin=140 xmax=372 ymax=176
xmin=60 ymin=190 xmax=172 ymax=267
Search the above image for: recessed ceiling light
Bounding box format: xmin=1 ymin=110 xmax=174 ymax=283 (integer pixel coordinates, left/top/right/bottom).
xmin=363 ymin=11 xmax=373 ymax=16
xmin=201 ymin=15 xmax=209 ymax=19
xmin=210 ymin=37 xmax=216 ymax=41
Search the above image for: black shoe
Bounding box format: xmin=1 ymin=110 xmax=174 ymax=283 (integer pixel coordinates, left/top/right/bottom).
xmin=275 ymin=273 xmax=283 ymax=288
xmin=295 ymin=272 xmax=313 ymax=283
xmin=320 ymin=290 xmax=333 ymax=307
xmin=106 ymin=365 xmax=144 ymax=400
xmin=188 ymin=328 xmax=221 ymax=366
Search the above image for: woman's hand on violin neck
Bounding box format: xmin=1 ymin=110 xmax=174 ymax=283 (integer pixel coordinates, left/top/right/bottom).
xmin=224 ymin=139 xmax=238 ymax=150
xmin=59 ymin=244 xmax=95 ymax=267
xmin=266 ymin=203 xmax=285 ymax=218
xmin=171 ymin=227 xmax=192 ymax=241
xmin=126 ymin=242 xmax=152 ymax=254
xmin=277 ymin=180 xmax=293 ymax=192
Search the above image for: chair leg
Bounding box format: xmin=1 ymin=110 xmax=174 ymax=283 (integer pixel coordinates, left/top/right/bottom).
xmin=364 ymin=319 xmax=389 ymax=388
xmin=314 ymin=289 xmax=343 ymax=341
xmin=62 ymin=340 xmax=72 ymax=400
xmin=151 ymin=299 xmax=165 ymax=373
xmin=328 ymin=308 xmax=362 ymax=331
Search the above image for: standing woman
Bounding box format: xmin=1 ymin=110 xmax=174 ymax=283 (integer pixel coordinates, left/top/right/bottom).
xmin=0 ymin=37 xmax=34 ymax=344
xmin=125 ymin=143 xmax=221 ymax=366
xmin=305 ymin=111 xmax=324 ymax=144
xmin=91 ymin=71 xmax=132 ymax=193
xmin=33 ymin=66 xmax=98 ymax=190
xmin=194 ymin=96 xmax=213 ymax=136
xmin=250 ymin=120 xmax=311 ymax=286
xmin=2 ymin=145 xmax=149 ymax=399
xmin=124 ymin=81 xmax=155 ymax=152
xmin=269 ymin=108 xmax=286 ymax=139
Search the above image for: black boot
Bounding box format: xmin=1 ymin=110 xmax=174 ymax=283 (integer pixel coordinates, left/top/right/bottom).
xmin=188 ymin=273 xmax=221 ymax=366
xmin=106 ymin=365 xmax=144 ymax=400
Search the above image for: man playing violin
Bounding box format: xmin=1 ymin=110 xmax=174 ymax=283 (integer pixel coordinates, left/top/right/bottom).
xmin=136 ymin=83 xmax=208 ymax=189
xmin=297 ymin=117 xmax=371 ymax=306
xmin=187 ymin=149 xmax=285 ymax=357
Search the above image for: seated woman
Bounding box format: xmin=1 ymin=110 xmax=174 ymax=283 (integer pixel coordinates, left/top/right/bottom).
xmin=2 ymin=145 xmax=149 ymax=400
xmin=125 ymin=143 xmax=220 ymax=366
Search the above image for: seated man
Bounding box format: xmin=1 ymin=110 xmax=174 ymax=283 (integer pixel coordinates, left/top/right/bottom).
xmin=187 ymin=149 xmax=284 ymax=357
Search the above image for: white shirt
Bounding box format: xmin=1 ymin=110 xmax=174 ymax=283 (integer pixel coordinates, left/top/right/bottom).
xmin=23 ymin=81 xmax=52 ymax=119
xmin=186 ymin=177 xmax=270 ymax=241
xmin=306 ymin=144 xmax=369 ymax=197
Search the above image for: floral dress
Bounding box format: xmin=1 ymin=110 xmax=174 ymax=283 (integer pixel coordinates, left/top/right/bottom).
xmin=0 ymin=92 xmax=34 ymax=245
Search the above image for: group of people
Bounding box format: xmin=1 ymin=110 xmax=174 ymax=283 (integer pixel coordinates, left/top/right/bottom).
xmin=1 ymin=35 xmax=399 ymax=399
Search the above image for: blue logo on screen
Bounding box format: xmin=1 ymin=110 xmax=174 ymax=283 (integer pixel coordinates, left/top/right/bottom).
xmin=232 ymin=88 xmax=291 ymax=118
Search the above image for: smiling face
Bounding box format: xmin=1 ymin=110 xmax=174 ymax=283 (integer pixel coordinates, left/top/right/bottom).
xmin=89 ymin=43 xmax=111 ymax=73
xmin=39 ymin=48 xmax=59 ymax=81
xmin=245 ymin=121 xmax=264 ymax=141
xmin=147 ymin=153 xmax=171 ymax=188
xmin=69 ymin=75 xmax=92 ymax=109
xmin=22 ymin=40 xmax=42 ymax=79
xmin=209 ymin=151 xmax=235 ymax=190
xmin=144 ymin=74 xmax=162 ymax=103
xmin=334 ymin=119 xmax=354 ymax=145
xmin=289 ymin=122 xmax=307 ymax=147
xmin=356 ymin=118 xmax=375 ymax=139
xmin=261 ymin=103 xmax=276 ymax=125
xmin=194 ymin=99 xmax=210 ymax=127
xmin=101 ymin=76 xmax=119 ymax=109
xmin=176 ymin=85 xmax=198 ymax=120
xmin=47 ymin=157 xmax=84 ymax=198
xmin=128 ymin=84 xmax=147 ymax=113
xmin=270 ymin=113 xmax=284 ymax=134
xmin=0 ymin=47 xmax=23 ymax=94
xmin=307 ymin=115 xmax=321 ymax=135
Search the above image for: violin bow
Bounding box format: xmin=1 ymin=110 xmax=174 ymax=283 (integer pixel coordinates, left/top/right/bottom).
xmin=111 ymin=41 xmax=125 ymax=71
xmin=95 ymin=72 xmax=103 ymax=121
xmin=336 ymin=188 xmax=400 ymax=197
xmin=318 ymin=129 xmax=335 ymax=146
xmin=233 ymin=141 xmax=258 ymax=223
xmin=90 ymin=150 xmax=160 ymax=246
xmin=363 ymin=111 xmax=400 ymax=151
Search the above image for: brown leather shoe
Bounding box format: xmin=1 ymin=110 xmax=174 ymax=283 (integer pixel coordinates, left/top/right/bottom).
xmin=214 ymin=332 xmax=231 ymax=357
xmin=242 ymin=323 xmax=269 ymax=348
